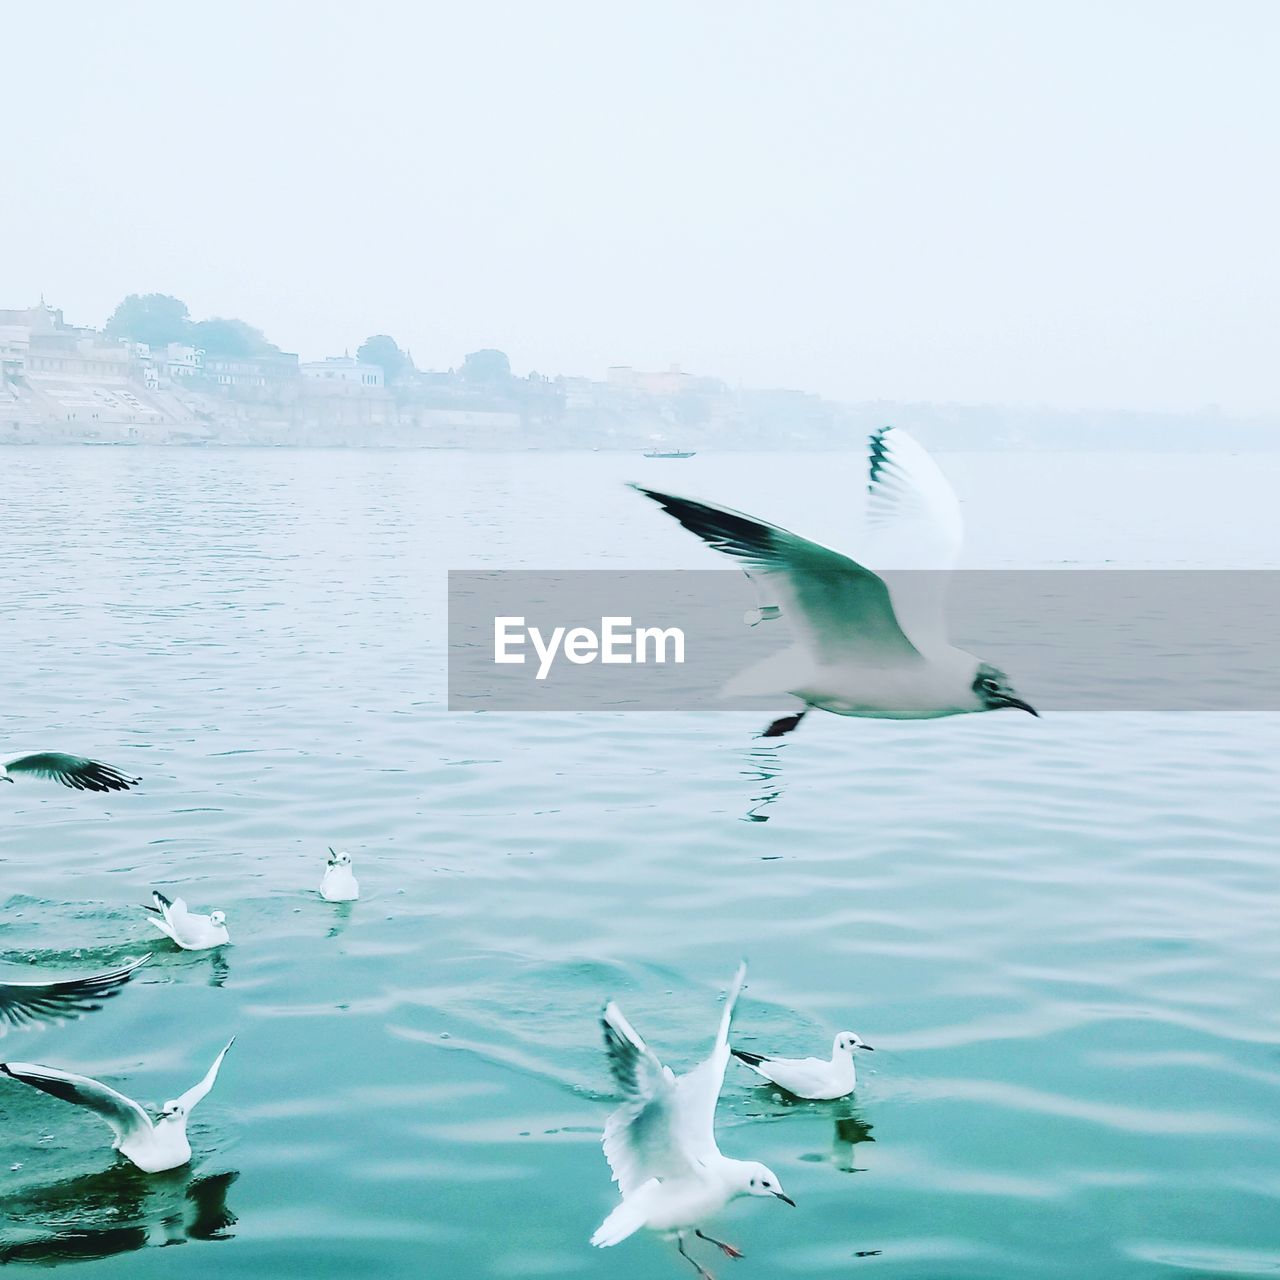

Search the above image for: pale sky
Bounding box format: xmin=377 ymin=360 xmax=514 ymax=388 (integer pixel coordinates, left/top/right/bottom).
xmin=5 ymin=1 xmax=1278 ymax=412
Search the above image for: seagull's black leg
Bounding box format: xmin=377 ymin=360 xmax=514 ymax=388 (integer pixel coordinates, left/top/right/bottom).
xmin=677 ymin=1232 xmax=716 ymax=1280
xmin=760 ymin=709 xmax=808 ymax=738
xmin=696 ymin=1228 xmax=744 ymax=1259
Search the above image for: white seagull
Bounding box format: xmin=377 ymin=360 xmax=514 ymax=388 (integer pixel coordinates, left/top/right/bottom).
xmin=0 ymin=955 xmax=151 ymax=1036
xmin=733 ymin=1032 xmax=873 ymax=1101
xmin=1 ymin=1038 xmax=235 ymax=1174
xmin=319 ymin=849 xmax=359 ymax=902
xmin=1 ymin=752 xmax=140 ymax=792
xmin=633 ymin=425 xmax=1037 ymax=737
xmin=591 ymin=964 xmax=794 ymax=1279
xmin=144 ymin=892 xmax=230 ymax=951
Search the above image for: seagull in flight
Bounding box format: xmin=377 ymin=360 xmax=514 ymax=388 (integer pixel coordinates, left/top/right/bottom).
xmin=0 ymin=955 xmax=151 ymax=1036
xmin=633 ymin=425 xmax=1037 ymax=737
xmin=733 ymin=1031 xmax=873 ymax=1101
xmin=144 ymin=892 xmax=230 ymax=951
xmin=1 ymin=752 xmax=140 ymax=792
xmin=1 ymin=1038 xmax=235 ymax=1174
xmin=591 ymin=963 xmax=794 ymax=1279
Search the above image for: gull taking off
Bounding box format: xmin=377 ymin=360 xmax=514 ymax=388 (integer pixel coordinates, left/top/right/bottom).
xmin=320 ymin=849 xmax=359 ymax=902
xmin=1 ymin=752 xmax=140 ymax=792
xmin=591 ymin=964 xmax=794 ymax=1279
xmin=144 ymin=892 xmax=230 ymax=951
xmin=1 ymin=1038 xmax=234 ymax=1173
xmin=733 ymin=1032 xmax=873 ymax=1101
xmin=0 ymin=955 xmax=151 ymax=1036
xmin=633 ymin=425 xmax=1037 ymax=737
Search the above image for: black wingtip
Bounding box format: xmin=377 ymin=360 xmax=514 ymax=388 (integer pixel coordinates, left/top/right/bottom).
xmin=628 ymin=482 xmax=667 ymax=502
xmin=867 ymin=425 xmax=895 ymax=492
xmin=0 ymin=1063 xmax=14 ymax=1079
xmin=731 ymin=1048 xmax=767 ymax=1067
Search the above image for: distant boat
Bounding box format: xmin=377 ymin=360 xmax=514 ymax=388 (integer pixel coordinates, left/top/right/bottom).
xmin=644 ymin=448 xmax=697 ymax=459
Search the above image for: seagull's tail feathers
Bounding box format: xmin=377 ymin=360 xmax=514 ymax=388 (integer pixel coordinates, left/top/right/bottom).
xmin=591 ymin=1185 xmax=655 ymax=1248
xmin=731 ymin=1048 xmax=768 ymax=1071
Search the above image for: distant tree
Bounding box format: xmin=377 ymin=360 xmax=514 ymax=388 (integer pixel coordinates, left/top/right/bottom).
xmin=461 ymin=348 xmax=512 ymax=386
xmin=190 ymin=317 xmax=279 ymax=357
xmin=104 ymin=293 xmax=191 ymax=347
xmin=356 ymin=334 xmax=411 ymax=384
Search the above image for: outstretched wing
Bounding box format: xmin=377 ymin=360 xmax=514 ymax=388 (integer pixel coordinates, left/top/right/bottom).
xmin=861 ymin=426 xmax=964 ymax=649
xmin=600 ymin=1002 xmax=694 ymax=1195
xmin=0 ymin=1061 xmax=153 ymax=1144
xmin=177 ymin=1038 xmax=236 ymax=1114
xmin=0 ymin=956 xmax=151 ymax=1036
xmin=4 ymin=753 xmax=140 ymax=793
xmin=673 ymin=963 xmax=747 ymax=1163
xmin=632 ymin=486 xmax=922 ymax=668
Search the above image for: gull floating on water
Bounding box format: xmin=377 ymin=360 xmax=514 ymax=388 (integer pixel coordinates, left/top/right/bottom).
xmin=0 ymin=955 xmax=151 ymax=1036
xmin=591 ymin=963 xmax=793 ymax=1278
xmin=633 ymin=425 xmax=1037 ymax=737
xmin=144 ymin=892 xmax=230 ymax=951
xmin=319 ymin=849 xmax=359 ymax=902
xmin=733 ymin=1031 xmax=873 ymax=1101
xmin=1 ymin=752 xmax=140 ymax=792
xmin=1 ymin=1038 xmax=235 ymax=1174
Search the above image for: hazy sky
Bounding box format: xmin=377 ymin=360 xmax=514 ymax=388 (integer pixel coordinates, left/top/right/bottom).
xmin=5 ymin=1 xmax=1278 ymax=411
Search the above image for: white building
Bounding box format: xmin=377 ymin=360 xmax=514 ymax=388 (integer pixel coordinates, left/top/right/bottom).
xmin=300 ymin=355 xmax=383 ymax=388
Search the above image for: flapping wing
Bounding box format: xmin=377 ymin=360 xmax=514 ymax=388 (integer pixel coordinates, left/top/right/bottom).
xmin=4 ymin=753 xmax=140 ymax=793
xmin=0 ymin=1061 xmax=152 ymax=1144
xmin=632 ymin=486 xmax=922 ymax=668
xmin=673 ymin=963 xmax=747 ymax=1163
xmin=177 ymin=1038 xmax=235 ymax=1114
xmin=154 ymin=892 xmax=191 ymax=930
xmin=600 ymin=1002 xmax=695 ymax=1195
xmin=860 ymin=426 xmax=964 ymax=648
xmin=0 ymin=956 xmax=151 ymax=1035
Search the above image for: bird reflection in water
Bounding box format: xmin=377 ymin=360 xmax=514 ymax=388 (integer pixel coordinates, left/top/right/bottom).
xmin=750 ymin=1089 xmax=876 ymax=1174
xmin=147 ymin=947 xmax=231 ymax=990
xmin=0 ymin=1165 xmax=238 ymax=1263
xmin=740 ymin=745 xmax=787 ymax=824
xmin=325 ymin=899 xmax=357 ymax=940
xmin=830 ymin=1099 xmax=876 ymax=1173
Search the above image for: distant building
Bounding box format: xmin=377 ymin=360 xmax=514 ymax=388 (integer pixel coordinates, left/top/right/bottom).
xmin=300 ymin=355 xmax=383 ymax=388
xmin=201 ymin=351 xmax=299 ymax=394
xmin=0 ymin=325 xmax=31 ymax=381
xmin=0 ymin=301 xmax=64 ymax=332
xmin=26 ymin=331 xmax=134 ymax=379
xmin=606 ymin=364 xmax=692 ymax=396
xmin=165 ymin=344 xmax=202 ymax=378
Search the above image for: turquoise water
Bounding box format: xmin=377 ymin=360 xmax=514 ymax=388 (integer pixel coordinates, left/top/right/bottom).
xmin=2 ymin=447 xmax=1279 ymax=1278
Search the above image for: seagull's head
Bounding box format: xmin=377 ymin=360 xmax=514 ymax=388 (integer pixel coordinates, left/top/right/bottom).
xmin=972 ymin=663 xmax=1038 ymax=717
xmin=741 ymin=1162 xmax=795 ymax=1206
xmin=159 ymin=1100 xmax=185 ymax=1121
xmin=327 ymin=848 xmax=351 ymax=868
xmin=210 ymin=910 xmax=227 ymax=927
xmin=835 ymin=1031 xmax=873 ymax=1055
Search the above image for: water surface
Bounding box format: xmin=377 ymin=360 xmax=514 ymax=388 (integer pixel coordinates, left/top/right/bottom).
xmin=2 ymin=447 xmax=1278 ymax=1278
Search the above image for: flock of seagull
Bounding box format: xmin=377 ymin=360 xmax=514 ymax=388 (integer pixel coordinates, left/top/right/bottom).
xmin=590 ymin=425 xmax=1038 ymax=1276
xmin=4 ymin=426 xmax=1037 ymax=1276
xmin=1 ymin=760 xmax=360 ymax=1173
